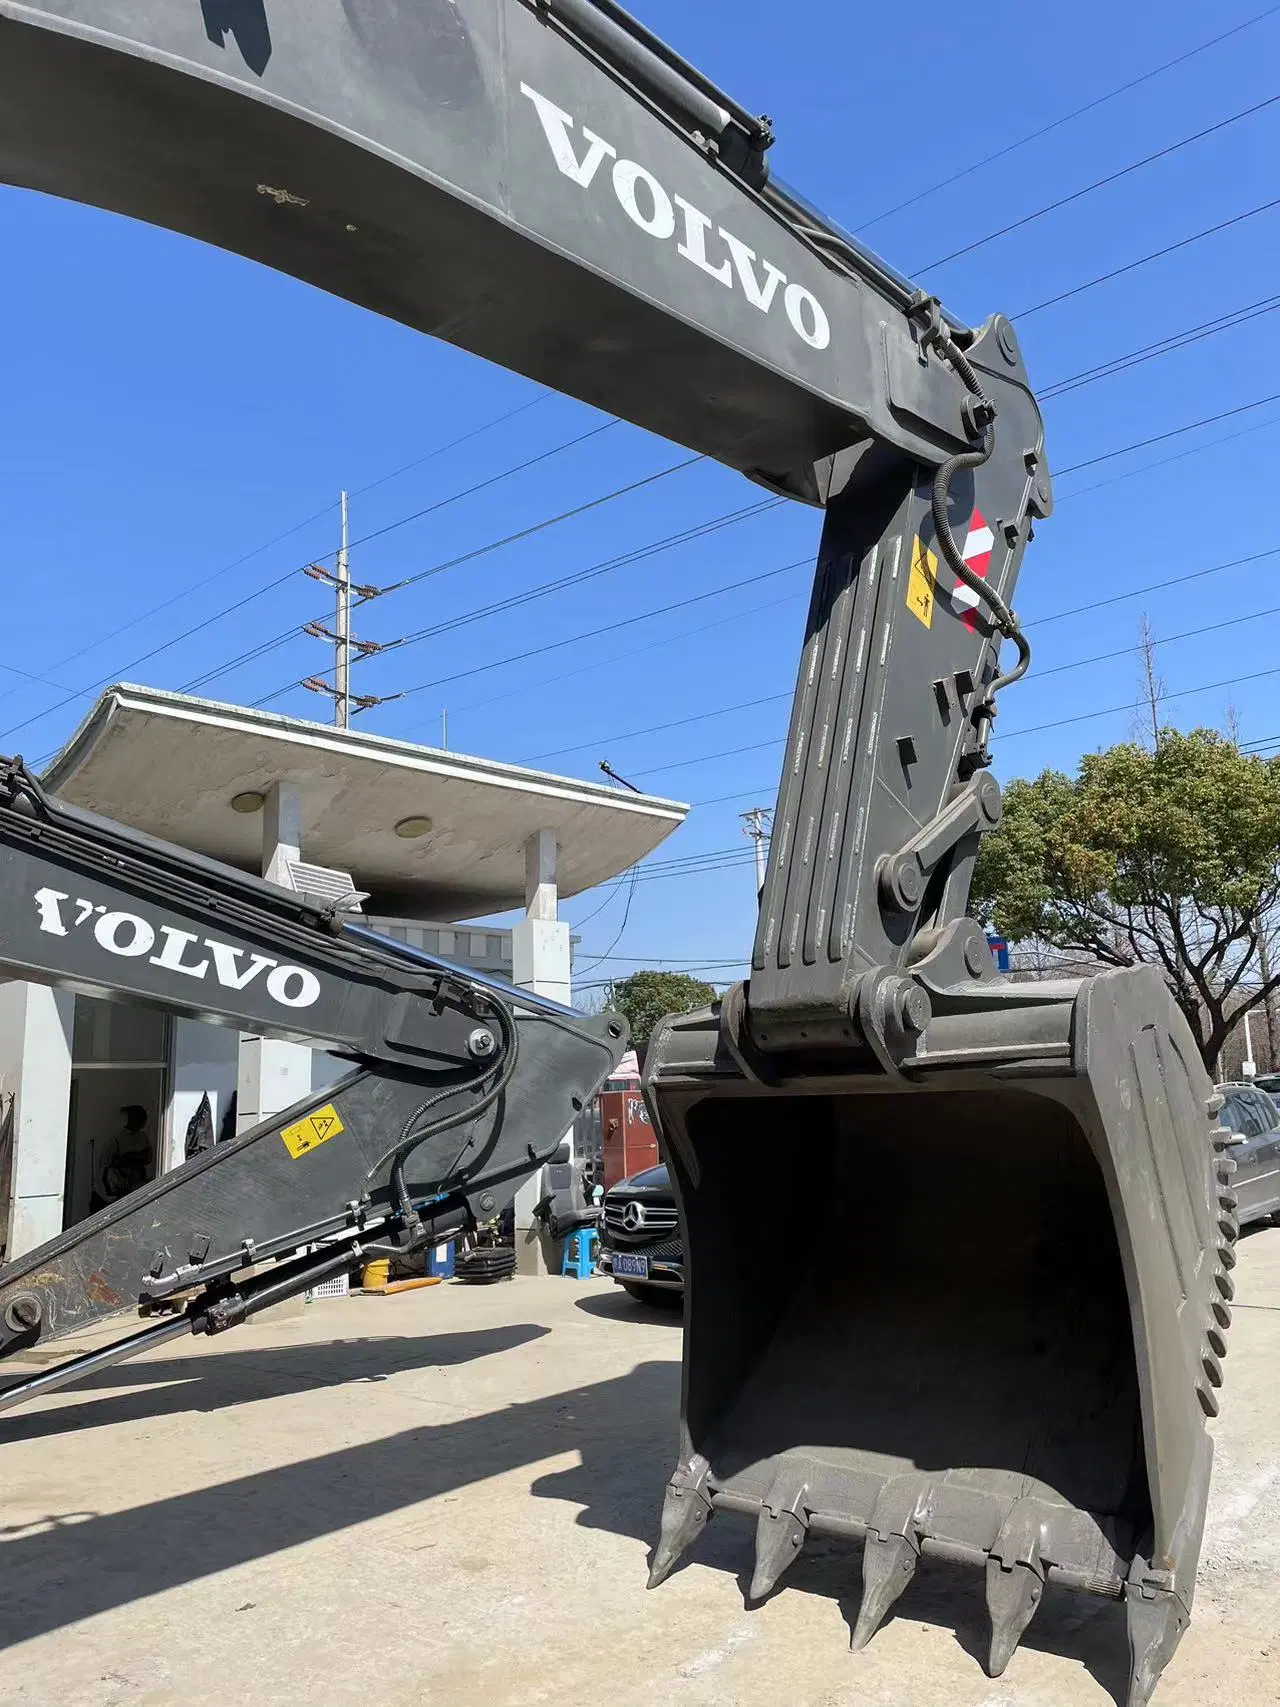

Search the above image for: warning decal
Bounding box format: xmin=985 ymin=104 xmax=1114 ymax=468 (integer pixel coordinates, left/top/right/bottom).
xmin=907 ymin=536 xmax=938 ymax=628
xmin=281 ymin=1104 xmax=345 ymax=1160
xmin=950 ymin=509 xmax=994 ymax=631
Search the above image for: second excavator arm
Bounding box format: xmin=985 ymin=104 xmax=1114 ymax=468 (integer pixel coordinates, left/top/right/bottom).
xmin=0 ymin=760 xmax=624 ymax=1388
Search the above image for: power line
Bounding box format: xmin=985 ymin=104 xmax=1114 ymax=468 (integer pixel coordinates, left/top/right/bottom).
xmin=193 ymin=453 xmax=711 ymax=707
xmin=855 ymin=4 xmax=1280 ymax=232
xmin=1040 ymin=296 xmax=1280 ymax=400
xmin=1056 ymin=391 xmax=1280 ymax=477
xmin=264 ymin=557 xmax=815 ymax=716
xmin=1055 ymin=406 xmax=1280 ymax=503
xmin=1034 ymin=545 xmax=1280 ymax=628
xmin=381 ymin=497 xmax=780 ymax=655
xmin=0 ymin=390 xmax=556 ymax=720
xmin=1001 ymin=659 xmax=1280 ymax=744
xmin=916 ymin=90 xmax=1280 ymax=274
xmin=1014 ymin=194 xmax=1280 ymax=321
xmin=2 ymin=410 xmax=625 ymax=744
xmin=615 ymin=591 xmax=1280 ymax=784
xmin=528 ymin=689 xmax=792 ymax=763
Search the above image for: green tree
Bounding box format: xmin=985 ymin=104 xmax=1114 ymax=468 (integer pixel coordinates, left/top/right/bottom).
xmin=971 ymin=728 xmax=1280 ymax=1071
xmin=605 ymin=970 xmax=717 ymax=1052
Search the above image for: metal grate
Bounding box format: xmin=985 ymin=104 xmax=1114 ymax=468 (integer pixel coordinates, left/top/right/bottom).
xmin=603 ymin=1199 xmax=679 ymax=1240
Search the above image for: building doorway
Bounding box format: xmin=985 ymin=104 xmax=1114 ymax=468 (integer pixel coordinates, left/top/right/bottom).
xmin=63 ymin=997 xmax=169 ymax=1229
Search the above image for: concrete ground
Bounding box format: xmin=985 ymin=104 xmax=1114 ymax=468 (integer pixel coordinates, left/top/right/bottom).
xmin=0 ymin=1232 xmax=1277 ymax=1707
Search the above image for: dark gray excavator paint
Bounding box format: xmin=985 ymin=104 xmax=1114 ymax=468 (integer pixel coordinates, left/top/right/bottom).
xmin=0 ymin=5 xmax=1232 ymax=1697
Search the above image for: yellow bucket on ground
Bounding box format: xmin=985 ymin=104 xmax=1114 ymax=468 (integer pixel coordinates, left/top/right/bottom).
xmin=362 ymin=1259 xmax=391 ymax=1291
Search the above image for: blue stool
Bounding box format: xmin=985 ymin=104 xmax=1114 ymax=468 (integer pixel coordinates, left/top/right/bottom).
xmin=561 ymin=1226 xmax=598 ymax=1279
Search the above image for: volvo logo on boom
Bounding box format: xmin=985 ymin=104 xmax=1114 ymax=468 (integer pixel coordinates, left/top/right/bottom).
xmin=520 ymin=83 xmax=831 ymax=353
xmin=32 ymin=888 xmax=322 ymax=1010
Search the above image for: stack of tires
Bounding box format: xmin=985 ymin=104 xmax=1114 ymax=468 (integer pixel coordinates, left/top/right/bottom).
xmin=454 ymin=1246 xmax=516 ymax=1284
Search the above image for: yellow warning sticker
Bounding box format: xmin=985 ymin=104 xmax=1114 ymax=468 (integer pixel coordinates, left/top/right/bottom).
xmin=281 ymin=1104 xmax=345 ymax=1160
xmin=906 ymin=536 xmax=937 ymax=627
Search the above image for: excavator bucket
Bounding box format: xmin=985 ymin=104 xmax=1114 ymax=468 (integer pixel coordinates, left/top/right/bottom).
xmin=640 ymin=391 xmax=1228 ymax=1702
xmin=645 ymin=967 xmax=1234 ymax=1705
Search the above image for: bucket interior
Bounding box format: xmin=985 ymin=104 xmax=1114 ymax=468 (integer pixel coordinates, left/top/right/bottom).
xmin=675 ymin=1085 xmax=1150 ymax=1542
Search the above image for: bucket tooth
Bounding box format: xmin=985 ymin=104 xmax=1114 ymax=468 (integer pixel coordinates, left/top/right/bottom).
xmin=648 ymin=1478 xmax=712 ymax=1589
xmin=1126 ymin=1588 xmax=1188 ymax=1707
xmin=748 ymin=1504 xmax=807 ymax=1601
xmin=985 ymin=1557 xmax=1044 ymax=1676
xmin=852 ymin=1532 xmax=919 ymax=1650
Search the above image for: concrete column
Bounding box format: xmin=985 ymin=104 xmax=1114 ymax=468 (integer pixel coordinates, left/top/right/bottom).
xmin=262 ymin=778 xmax=302 ymax=888
xmin=512 ymin=831 xmax=573 ymax=1275
xmin=237 ymin=781 xmax=313 ymax=1135
xmin=166 ymin=1017 xmax=240 ymax=1172
xmin=0 ymin=982 xmax=74 ymax=1259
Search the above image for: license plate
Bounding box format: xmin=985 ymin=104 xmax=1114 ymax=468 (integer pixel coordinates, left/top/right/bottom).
xmin=613 ymin=1252 xmax=650 ymax=1279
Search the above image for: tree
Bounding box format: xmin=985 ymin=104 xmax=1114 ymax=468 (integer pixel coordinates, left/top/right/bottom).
xmin=605 ymin=970 xmax=717 ymax=1053
xmin=971 ymin=728 xmax=1280 ymax=1071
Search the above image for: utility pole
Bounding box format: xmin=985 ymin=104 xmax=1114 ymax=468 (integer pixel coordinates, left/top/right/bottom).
xmin=741 ymin=806 xmax=772 ymax=894
xmin=303 ymin=491 xmax=398 ymax=723
xmin=335 ymin=490 xmax=351 ymax=729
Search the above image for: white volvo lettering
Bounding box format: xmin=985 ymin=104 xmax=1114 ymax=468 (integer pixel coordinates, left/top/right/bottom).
xmin=31 ymin=889 xmax=321 ymax=1011
xmin=33 ymin=887 xmax=69 ymax=936
xmin=519 ymin=83 xmax=616 ymax=187
xmin=784 ymin=281 xmax=831 ymax=350
xmin=674 ymin=196 xmax=732 ymax=286
xmin=520 ymin=81 xmax=832 ymax=353
xmin=266 ymin=965 xmax=322 ymax=1009
xmin=95 ymin=910 xmax=156 ymax=957
xmin=611 ymin=157 xmax=676 ymax=239
xmin=207 ymin=939 xmax=276 ymax=991
xmin=718 ymin=230 xmax=785 ymax=312
xmin=149 ymin=926 xmax=210 ymax=979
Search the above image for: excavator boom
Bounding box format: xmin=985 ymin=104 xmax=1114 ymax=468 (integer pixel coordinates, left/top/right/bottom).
xmin=0 ymin=5 xmax=1236 ymax=1699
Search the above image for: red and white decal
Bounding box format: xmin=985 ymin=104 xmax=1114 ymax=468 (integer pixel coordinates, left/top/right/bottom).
xmin=950 ymin=508 xmax=993 ymax=631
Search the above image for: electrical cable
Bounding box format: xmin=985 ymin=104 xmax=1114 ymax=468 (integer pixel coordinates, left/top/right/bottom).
xmin=1014 ymin=195 xmax=1280 ymax=321
xmin=915 ymin=90 xmax=1280 ymax=274
xmin=1056 ymin=391 xmax=1280 ymax=476
xmin=574 ymin=864 xmax=641 ymax=976
xmin=0 ymin=412 xmax=628 ymax=743
xmin=182 ymin=452 xmax=710 ymax=703
xmin=855 ymin=4 xmax=1280 ymax=232
xmin=259 ymin=557 xmax=815 ymax=714
xmin=1040 ymin=297 xmax=1280 ymax=399
xmin=0 ymin=391 xmax=557 ymax=718
xmin=379 ymin=496 xmax=779 ymax=656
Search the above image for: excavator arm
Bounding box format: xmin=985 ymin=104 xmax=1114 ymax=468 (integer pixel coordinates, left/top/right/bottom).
xmin=0 ymin=5 xmax=1233 ymax=1699
xmin=0 ymin=760 xmax=624 ymax=1381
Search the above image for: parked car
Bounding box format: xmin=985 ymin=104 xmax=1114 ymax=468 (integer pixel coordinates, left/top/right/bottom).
xmin=596 ymin=1163 xmax=683 ymax=1306
xmin=1216 ymin=1082 xmax=1280 ymax=1228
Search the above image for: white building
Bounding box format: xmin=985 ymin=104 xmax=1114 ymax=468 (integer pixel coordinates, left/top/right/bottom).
xmin=0 ymin=684 xmax=686 ymax=1269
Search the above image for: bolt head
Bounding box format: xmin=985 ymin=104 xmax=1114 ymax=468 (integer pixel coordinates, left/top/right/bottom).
xmin=478 ymin=1191 xmax=496 ymax=1214
xmin=4 ymin=1293 xmax=42 ymax=1333
xmin=996 ymin=320 xmax=1019 ymax=365
xmin=467 ymin=1027 xmax=497 ymax=1060
xmin=897 ymin=985 xmax=931 ymax=1034
xmin=964 ymin=937 xmax=993 ymax=977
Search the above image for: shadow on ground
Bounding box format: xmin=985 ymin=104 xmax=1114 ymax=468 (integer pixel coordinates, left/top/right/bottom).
xmin=573 ymin=1289 xmax=682 ymax=1324
xmin=0 ymin=1324 xmax=549 ymax=1445
xmin=0 ymin=1322 xmax=1131 ymax=1703
xmin=0 ymin=1348 xmax=677 ymax=1651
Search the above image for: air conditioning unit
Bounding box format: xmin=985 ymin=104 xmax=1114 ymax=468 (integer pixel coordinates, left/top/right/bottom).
xmin=283 ymin=858 xmax=369 ymax=913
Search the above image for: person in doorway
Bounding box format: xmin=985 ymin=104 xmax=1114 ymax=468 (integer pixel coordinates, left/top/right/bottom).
xmin=90 ymin=1104 xmax=153 ymax=1211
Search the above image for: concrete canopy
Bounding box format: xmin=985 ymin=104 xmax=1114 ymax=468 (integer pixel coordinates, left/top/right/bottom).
xmin=42 ymin=685 xmax=688 ymax=921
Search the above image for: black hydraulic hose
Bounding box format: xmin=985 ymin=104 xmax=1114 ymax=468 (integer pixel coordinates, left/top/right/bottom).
xmin=363 ymin=993 xmax=521 ymax=1215
xmin=930 ymin=436 xmax=1032 ymax=700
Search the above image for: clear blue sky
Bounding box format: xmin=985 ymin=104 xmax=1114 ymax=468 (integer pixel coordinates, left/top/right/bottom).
xmin=3 ymin=0 xmax=1279 ymax=987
